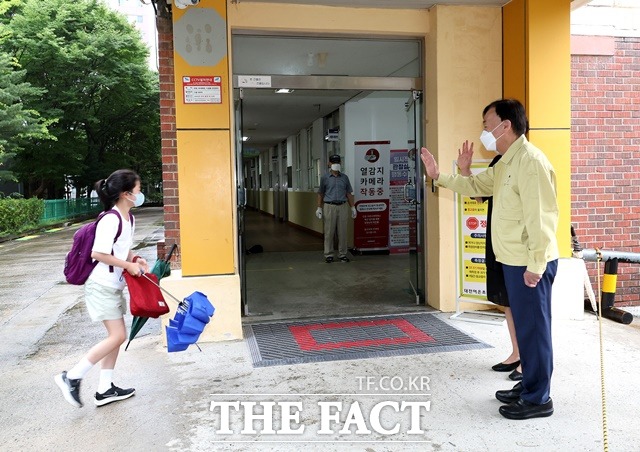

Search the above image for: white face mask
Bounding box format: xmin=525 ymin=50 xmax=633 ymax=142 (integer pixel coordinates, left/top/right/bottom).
xmin=479 ymin=121 xmax=504 ymax=152
xmin=331 ymin=163 xmax=341 ymax=172
xmin=127 ymin=192 xmax=145 ymax=207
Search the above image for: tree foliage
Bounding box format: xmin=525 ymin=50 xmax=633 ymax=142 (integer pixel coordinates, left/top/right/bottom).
xmin=0 ymin=50 xmax=52 ymax=182
xmin=2 ymin=0 xmax=160 ymax=198
xmin=0 ymin=0 xmax=24 ymax=26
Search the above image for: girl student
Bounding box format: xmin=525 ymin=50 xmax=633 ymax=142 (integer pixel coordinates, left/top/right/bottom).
xmin=55 ymin=169 xmax=149 ymax=408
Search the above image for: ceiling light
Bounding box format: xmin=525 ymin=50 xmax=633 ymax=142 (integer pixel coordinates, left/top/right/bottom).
xmin=275 ymin=89 xmax=294 ymax=94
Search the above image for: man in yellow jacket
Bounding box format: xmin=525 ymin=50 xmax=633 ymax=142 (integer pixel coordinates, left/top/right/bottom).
xmin=421 ymin=99 xmax=559 ymax=420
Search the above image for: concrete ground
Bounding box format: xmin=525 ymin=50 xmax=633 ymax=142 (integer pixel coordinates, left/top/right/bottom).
xmin=1 ymin=207 xmax=639 ymax=451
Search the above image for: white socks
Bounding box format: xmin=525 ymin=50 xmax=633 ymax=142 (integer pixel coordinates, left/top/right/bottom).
xmin=65 ymin=359 xmax=115 ymax=394
xmin=66 ymin=358 xmax=93 ymax=380
xmin=98 ymin=369 xmax=114 ymax=394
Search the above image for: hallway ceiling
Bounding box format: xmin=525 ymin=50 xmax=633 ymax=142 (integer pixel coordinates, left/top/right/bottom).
xmin=234 ymin=1 xmax=511 ymax=155
xmin=234 ymin=35 xmax=421 ymax=154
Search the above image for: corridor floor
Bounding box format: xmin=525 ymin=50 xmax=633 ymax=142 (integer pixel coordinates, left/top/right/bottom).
xmin=243 ymin=209 xmax=428 ymax=322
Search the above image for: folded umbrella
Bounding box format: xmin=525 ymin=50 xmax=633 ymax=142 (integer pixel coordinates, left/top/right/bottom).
xmin=151 ymin=243 xmax=176 ymax=280
xmin=125 ymin=244 xmax=177 ymax=350
xmin=166 ymin=291 xmax=214 ymax=353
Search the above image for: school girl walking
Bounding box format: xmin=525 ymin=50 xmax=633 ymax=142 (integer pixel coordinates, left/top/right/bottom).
xmin=55 ymin=169 xmax=149 ymax=407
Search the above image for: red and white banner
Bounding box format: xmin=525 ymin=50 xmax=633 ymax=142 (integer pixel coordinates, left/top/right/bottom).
xmin=353 ymin=141 xmax=390 ymax=251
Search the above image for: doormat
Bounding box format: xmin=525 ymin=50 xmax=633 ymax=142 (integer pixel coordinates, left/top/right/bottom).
xmin=243 ymin=313 xmax=491 ymax=367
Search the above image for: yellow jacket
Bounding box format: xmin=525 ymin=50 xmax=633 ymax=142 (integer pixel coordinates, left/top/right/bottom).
xmin=436 ymin=135 xmax=559 ymax=274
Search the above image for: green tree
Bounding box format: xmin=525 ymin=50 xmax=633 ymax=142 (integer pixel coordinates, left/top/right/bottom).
xmin=3 ymin=0 xmax=160 ymax=198
xmin=0 ymin=0 xmax=24 ymax=26
xmin=0 ymin=50 xmax=52 ymax=182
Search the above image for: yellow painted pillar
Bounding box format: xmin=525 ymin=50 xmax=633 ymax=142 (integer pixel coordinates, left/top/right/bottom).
xmin=503 ymin=0 xmax=572 ymax=257
xmin=424 ymin=5 xmax=502 ymax=312
xmin=172 ymin=0 xmax=234 ymax=276
xmin=161 ymin=0 xmax=242 ymax=343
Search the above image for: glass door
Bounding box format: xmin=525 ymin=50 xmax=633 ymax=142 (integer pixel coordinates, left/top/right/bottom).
xmin=405 ymin=90 xmax=425 ymax=304
xmin=234 ymin=89 xmax=248 ymax=315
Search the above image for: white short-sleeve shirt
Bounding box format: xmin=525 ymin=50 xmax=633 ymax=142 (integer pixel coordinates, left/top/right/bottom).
xmin=89 ymin=206 xmax=134 ymax=290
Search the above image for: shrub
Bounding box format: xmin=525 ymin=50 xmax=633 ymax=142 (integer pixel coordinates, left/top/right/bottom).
xmin=0 ymin=198 xmax=45 ymax=234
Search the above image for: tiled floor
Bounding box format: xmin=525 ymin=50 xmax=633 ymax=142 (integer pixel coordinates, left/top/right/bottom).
xmin=243 ymin=209 xmax=427 ymax=322
xmin=244 ymin=208 xmax=323 ymax=253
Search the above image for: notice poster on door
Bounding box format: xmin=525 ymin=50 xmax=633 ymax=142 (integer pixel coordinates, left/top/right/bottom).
xmin=454 ymin=161 xmax=491 ymax=301
xmin=353 ymin=141 xmax=390 ymax=251
xmin=389 ymin=149 xmax=412 ymax=254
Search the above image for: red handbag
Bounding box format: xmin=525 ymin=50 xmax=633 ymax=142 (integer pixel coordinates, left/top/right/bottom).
xmin=124 ymin=272 xmax=170 ymax=318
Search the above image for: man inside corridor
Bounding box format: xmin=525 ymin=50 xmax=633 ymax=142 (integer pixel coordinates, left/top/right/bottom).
xmin=316 ymin=154 xmax=357 ymax=263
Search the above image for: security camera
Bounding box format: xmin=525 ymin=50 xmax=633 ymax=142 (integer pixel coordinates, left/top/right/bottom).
xmin=173 ymin=0 xmax=199 ymax=9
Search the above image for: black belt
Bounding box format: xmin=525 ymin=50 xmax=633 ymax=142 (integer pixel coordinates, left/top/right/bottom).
xmin=326 ymin=201 xmax=346 ymax=205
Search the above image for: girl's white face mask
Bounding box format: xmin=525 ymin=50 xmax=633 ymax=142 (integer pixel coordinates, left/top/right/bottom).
xmin=127 ymin=192 xmax=145 ymax=207
xmin=331 ymin=163 xmax=341 ymax=172
xmin=480 ymin=121 xmax=505 ymax=152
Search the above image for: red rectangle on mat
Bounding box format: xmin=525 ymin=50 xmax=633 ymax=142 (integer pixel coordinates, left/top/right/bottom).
xmin=289 ymin=319 xmax=434 ymax=351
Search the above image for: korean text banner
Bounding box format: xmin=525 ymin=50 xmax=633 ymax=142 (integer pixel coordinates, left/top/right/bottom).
xmin=354 ymin=141 xmax=391 ymax=251
xmin=455 ymin=161 xmax=490 ymax=301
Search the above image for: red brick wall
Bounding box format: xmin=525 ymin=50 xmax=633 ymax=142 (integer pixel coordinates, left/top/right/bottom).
xmin=571 ymin=36 xmax=640 ymax=306
xmin=157 ymin=14 xmax=180 ymax=267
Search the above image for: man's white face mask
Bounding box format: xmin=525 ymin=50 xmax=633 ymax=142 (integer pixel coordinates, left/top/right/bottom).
xmin=479 ymin=121 xmax=505 ymax=152
xmin=331 ymin=163 xmax=341 ymax=172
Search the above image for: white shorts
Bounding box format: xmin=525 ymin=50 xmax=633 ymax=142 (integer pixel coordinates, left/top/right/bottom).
xmin=84 ymin=279 xmax=127 ymax=321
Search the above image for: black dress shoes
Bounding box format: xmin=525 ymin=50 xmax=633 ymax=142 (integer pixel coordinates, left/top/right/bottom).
xmin=495 ymin=382 xmax=523 ymax=404
xmin=509 ymin=369 xmax=523 ymax=381
xmin=492 ymin=360 xmax=520 ymax=372
xmin=499 ymin=398 xmax=554 ymax=420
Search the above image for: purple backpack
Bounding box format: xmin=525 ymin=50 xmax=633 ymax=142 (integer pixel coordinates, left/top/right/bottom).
xmin=64 ymin=210 xmax=133 ymax=285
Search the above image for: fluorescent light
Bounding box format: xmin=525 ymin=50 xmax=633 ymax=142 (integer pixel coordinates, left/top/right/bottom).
xmin=242 ymin=136 xmax=249 ymax=141
xmin=275 ymin=88 xmax=294 ymax=94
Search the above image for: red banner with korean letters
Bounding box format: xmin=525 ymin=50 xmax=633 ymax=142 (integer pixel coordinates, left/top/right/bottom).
xmin=354 ymin=141 xmax=390 ymax=251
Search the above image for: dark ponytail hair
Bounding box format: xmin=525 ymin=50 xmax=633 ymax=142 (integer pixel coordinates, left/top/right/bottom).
xmin=94 ymin=169 xmax=141 ymax=211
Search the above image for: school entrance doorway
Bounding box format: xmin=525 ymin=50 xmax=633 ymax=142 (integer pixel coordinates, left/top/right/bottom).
xmin=232 ymin=35 xmax=426 ymax=321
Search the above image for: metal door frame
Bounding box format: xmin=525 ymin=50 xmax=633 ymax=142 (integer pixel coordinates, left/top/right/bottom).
xmin=405 ymin=89 xmax=425 ymax=304
xmin=233 ymin=75 xmax=424 ymax=313
xmin=233 ymin=75 xmax=421 ymax=92
xmin=234 ymin=89 xmax=248 ymax=316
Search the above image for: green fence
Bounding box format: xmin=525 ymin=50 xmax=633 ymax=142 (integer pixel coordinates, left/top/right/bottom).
xmin=41 ymin=198 xmax=102 ymax=223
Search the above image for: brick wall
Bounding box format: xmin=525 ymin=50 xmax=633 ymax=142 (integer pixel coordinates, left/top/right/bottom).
xmin=157 ymin=13 xmax=180 ymax=267
xmin=572 ymin=36 xmax=640 ymax=306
